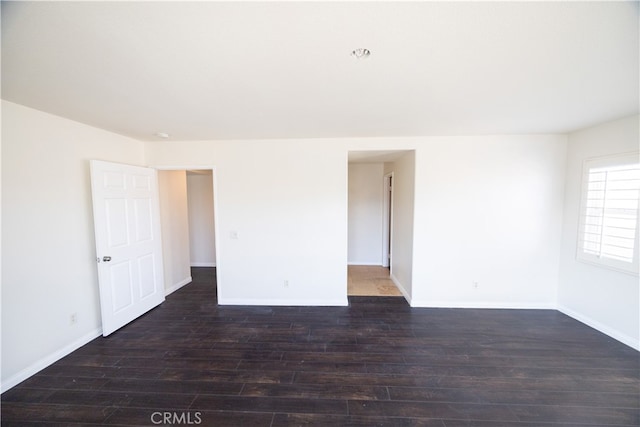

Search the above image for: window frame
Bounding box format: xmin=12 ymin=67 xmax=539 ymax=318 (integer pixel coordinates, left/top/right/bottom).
xmin=576 ymin=152 xmax=640 ymax=275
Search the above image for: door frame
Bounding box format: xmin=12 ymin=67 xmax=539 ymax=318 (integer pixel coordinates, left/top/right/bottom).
xmin=154 ymin=165 xmax=221 ymax=296
xmin=382 ymin=172 xmax=394 ymax=269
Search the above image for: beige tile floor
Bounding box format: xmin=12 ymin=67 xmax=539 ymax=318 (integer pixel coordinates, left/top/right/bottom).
xmin=347 ymin=265 xmax=403 ymax=296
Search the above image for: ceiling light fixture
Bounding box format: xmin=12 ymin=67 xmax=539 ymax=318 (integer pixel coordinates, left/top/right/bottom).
xmin=351 ymin=48 xmax=371 ymax=59
xmin=154 ymin=132 xmax=170 ymax=139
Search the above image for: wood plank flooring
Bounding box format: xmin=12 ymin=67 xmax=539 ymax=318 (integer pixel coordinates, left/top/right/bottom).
xmin=2 ymin=267 xmax=639 ymax=426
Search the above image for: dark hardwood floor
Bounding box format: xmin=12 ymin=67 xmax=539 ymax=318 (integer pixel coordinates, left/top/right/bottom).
xmin=2 ymin=268 xmax=639 ymax=426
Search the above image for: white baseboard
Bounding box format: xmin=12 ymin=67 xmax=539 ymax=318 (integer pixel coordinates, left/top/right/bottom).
xmin=409 ymin=300 xmax=556 ymax=310
xmin=190 ymin=262 xmax=216 ymax=267
xmin=347 ymin=262 xmax=383 ymax=266
xmin=165 ymin=276 xmax=192 ymax=296
xmin=558 ymin=304 xmax=640 ymax=351
xmin=218 ymin=297 xmax=349 ymax=307
xmin=390 ymin=274 xmax=411 ymax=302
xmin=1 ymin=327 xmax=102 ymax=393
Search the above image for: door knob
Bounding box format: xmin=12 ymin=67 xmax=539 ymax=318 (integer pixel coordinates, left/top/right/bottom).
xmin=103 ymin=256 xmax=112 ymax=262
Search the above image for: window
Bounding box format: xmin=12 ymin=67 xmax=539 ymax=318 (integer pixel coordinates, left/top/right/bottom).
xmin=577 ymin=152 xmax=640 ymax=274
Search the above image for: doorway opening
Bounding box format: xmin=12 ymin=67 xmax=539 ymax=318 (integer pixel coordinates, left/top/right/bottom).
xmin=347 ymin=151 xmax=406 ymax=298
xmin=157 ymin=167 xmax=219 ymax=298
xmin=186 ymin=170 xmax=217 ymax=269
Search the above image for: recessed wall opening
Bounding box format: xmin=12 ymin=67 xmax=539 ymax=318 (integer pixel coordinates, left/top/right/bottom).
xmin=186 ymin=170 xmax=217 ymax=270
xmin=347 ymin=150 xmax=414 ymax=301
xmin=157 ymin=167 xmax=219 ymax=298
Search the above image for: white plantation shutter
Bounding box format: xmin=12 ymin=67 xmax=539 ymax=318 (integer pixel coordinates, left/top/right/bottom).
xmin=577 ymin=153 xmax=640 ymax=274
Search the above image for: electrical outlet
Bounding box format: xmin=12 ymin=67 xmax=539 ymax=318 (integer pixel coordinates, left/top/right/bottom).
xmin=284 ymin=280 xmax=289 ymax=288
xmin=70 ymin=313 xmax=77 ymax=325
xmin=472 ymin=281 xmax=479 ymax=289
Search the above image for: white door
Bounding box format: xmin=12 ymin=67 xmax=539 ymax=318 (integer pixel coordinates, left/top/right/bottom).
xmin=90 ymin=160 xmax=165 ymax=336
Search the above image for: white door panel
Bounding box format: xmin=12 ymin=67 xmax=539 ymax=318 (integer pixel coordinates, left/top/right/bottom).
xmin=91 ymin=160 xmax=165 ymax=336
xmin=138 ymin=254 xmax=157 ymax=298
xmin=110 ymin=261 xmax=134 ymax=312
xmin=133 ymin=199 xmax=153 ymax=242
xmin=105 ymin=199 xmax=129 ymax=247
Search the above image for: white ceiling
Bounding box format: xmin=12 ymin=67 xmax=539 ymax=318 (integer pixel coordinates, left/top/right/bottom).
xmin=2 ymin=1 xmax=638 ymax=142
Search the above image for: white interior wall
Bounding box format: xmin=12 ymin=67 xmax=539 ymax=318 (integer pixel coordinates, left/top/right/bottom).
xmin=1 ymin=101 xmax=145 ymax=390
xmin=147 ymin=140 xmax=349 ymax=306
xmin=158 ymin=170 xmax=192 ymax=295
xmin=410 ymin=135 xmax=567 ymax=308
xmin=187 ymin=172 xmax=216 ymax=267
xmin=384 ymin=153 xmax=416 ymax=299
xmin=558 ymin=115 xmax=640 ymax=349
xmin=149 ymin=136 xmax=567 ymax=311
xmin=347 ymin=163 xmax=384 ymax=265
xmin=4 ymin=105 xmax=627 ymax=392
